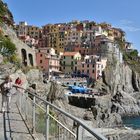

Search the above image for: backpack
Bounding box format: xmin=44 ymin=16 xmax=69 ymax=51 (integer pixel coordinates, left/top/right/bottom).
xmin=15 ymin=78 xmax=22 ymax=85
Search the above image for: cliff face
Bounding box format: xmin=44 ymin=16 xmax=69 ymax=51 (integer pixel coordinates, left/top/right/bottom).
xmin=103 ymin=61 xmax=140 ymax=95
xmin=96 ymin=54 xmax=140 ymax=118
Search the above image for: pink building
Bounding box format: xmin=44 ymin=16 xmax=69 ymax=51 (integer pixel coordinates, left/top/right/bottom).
xmin=76 ymin=55 xmax=107 ymax=80
xmin=36 ymin=48 xmax=60 ymax=76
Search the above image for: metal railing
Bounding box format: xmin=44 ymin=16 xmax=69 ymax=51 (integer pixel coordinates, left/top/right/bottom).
xmin=15 ymin=85 xmax=107 ymax=140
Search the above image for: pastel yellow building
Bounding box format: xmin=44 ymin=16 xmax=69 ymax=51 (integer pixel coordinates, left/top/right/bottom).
xmin=61 ymin=52 xmax=81 ymax=74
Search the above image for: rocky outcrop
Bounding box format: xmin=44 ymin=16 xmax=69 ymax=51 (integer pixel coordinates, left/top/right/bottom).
xmin=89 ymin=53 xmax=140 ymax=131
xmin=26 ymin=69 xmax=50 ymax=96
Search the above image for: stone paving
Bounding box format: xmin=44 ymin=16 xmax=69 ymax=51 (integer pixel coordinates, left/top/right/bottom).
xmin=0 ymin=94 xmax=35 ymax=140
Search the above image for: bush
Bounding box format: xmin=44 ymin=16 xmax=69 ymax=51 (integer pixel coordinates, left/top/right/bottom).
xmin=129 ymin=50 xmax=138 ymax=58
xmin=0 ymin=37 xmax=16 ymax=56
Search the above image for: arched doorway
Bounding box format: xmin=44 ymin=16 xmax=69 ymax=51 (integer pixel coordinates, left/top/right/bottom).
xmin=21 ymin=49 xmax=27 ymax=66
xmin=28 ymin=53 xmax=33 ymax=66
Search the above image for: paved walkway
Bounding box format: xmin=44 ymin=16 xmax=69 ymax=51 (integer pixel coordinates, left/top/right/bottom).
xmin=0 ymin=94 xmax=35 ymax=140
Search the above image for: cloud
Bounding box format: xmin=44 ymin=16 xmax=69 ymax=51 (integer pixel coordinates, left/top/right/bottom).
xmin=121 ymin=26 xmax=140 ymax=32
xmin=120 ymin=19 xmax=140 ymax=32
xmin=120 ymin=19 xmax=133 ymax=25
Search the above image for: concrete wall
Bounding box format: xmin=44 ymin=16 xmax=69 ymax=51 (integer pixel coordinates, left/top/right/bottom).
xmin=68 ymin=95 xmax=95 ymax=108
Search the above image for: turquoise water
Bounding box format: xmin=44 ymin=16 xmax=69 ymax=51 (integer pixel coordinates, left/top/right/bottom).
xmin=122 ymin=116 xmax=140 ymax=129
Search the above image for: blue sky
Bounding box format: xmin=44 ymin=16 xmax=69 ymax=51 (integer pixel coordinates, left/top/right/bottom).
xmin=4 ymin=0 xmax=140 ymax=52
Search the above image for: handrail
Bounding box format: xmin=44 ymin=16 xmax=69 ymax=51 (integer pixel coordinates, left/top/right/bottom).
xmin=49 ymin=114 xmax=77 ymax=137
xmin=24 ymin=92 xmax=77 ymax=138
xmin=15 ymin=84 xmax=107 ymax=140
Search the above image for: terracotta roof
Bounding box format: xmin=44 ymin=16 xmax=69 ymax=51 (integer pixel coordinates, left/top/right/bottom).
xmin=63 ymin=52 xmax=79 ymax=56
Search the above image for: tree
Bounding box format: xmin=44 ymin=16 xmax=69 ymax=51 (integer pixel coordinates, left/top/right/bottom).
xmin=130 ymin=50 xmax=138 ymax=58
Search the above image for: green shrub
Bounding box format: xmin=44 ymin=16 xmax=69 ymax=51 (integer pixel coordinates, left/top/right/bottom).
xmin=0 ymin=38 xmax=16 ymax=56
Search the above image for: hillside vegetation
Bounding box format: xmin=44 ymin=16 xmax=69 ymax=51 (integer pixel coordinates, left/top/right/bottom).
xmin=0 ymin=0 xmax=18 ymax=64
xmin=123 ymin=50 xmax=140 ymax=73
xmin=0 ymin=0 xmax=14 ymax=25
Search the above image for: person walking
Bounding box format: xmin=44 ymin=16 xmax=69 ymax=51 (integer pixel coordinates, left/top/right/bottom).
xmin=0 ymin=75 xmax=13 ymax=113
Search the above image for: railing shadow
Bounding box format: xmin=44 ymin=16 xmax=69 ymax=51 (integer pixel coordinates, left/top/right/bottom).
xmin=3 ymin=111 xmax=13 ymax=140
xmin=2 ymin=104 xmax=35 ymax=140
xmin=16 ymin=103 xmax=35 ymax=140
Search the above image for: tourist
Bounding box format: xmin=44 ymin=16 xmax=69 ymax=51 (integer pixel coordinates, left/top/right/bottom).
xmin=0 ymin=75 xmax=14 ymax=113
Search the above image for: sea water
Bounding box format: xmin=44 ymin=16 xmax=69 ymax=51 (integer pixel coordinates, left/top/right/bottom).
xmin=122 ymin=116 xmax=140 ymax=129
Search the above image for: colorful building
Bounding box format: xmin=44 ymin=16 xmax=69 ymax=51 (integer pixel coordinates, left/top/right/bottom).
xmin=36 ymin=47 xmax=60 ymax=76
xmin=76 ymin=55 xmax=107 ymax=80
xmin=42 ymin=24 xmax=60 ymax=54
xmin=61 ymin=52 xmax=81 ymax=74
xmin=15 ymin=21 xmax=41 ymax=39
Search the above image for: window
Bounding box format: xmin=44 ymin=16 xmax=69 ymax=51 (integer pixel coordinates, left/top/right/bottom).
xmin=40 ymin=54 xmax=42 ymax=57
xmin=71 ymin=61 xmax=73 ymax=65
xmin=71 ymin=56 xmax=73 ymax=59
xmin=87 ymin=70 xmax=89 ymax=73
xmin=40 ymin=60 xmax=42 ymax=63
xmin=92 ymin=69 xmax=94 ymax=73
xmin=93 ymin=64 xmax=94 ymax=67
xmin=63 ymin=67 xmax=65 ymax=69
xmin=87 ymin=64 xmax=89 ymax=67
xmin=82 ymin=70 xmax=84 ymax=73
xmin=82 ymin=64 xmax=84 ymax=67
xmin=64 ymin=56 xmax=65 ymax=59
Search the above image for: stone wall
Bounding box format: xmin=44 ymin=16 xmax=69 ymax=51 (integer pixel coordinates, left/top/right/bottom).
xmin=1 ymin=23 xmax=36 ymax=66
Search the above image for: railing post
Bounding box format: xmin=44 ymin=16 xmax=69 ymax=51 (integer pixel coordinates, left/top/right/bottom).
xmin=25 ymin=93 xmax=28 ymax=120
xmin=45 ymin=104 xmax=50 ymax=140
xmin=19 ymin=92 xmax=22 ymax=111
xmin=76 ymin=124 xmax=82 ymax=140
xmin=32 ymin=96 xmax=36 ymax=133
